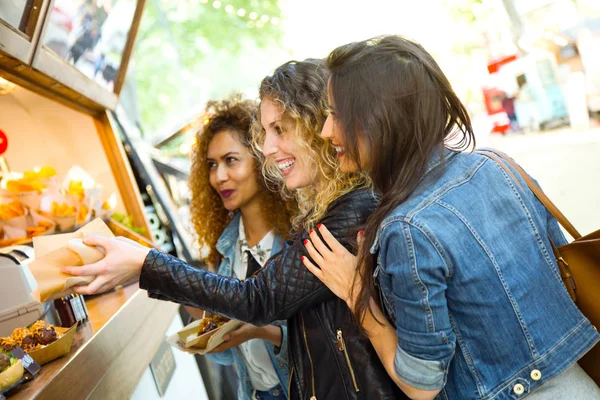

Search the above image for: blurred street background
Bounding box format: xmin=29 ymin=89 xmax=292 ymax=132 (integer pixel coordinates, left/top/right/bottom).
xmin=487 ymin=127 xmax=600 ymax=236
xmin=38 ymin=0 xmax=600 ymax=236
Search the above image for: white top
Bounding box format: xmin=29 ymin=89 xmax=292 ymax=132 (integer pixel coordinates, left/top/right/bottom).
xmin=232 ymin=219 xmax=279 ymax=391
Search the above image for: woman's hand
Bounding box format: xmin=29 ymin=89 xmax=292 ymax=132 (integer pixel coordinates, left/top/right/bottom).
xmin=209 ymin=324 xmax=282 ymax=353
xmin=61 ymin=235 xmax=151 ymax=295
xmin=302 ymin=224 xmax=363 ymax=310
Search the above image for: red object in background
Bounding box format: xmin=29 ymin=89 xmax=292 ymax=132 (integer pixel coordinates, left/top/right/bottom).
xmin=482 ymin=87 xmax=510 ymax=135
xmin=487 ymin=54 xmax=518 ymax=74
xmin=482 ymin=54 xmax=519 ymax=135
xmin=482 ymin=87 xmax=505 ymax=114
xmin=53 ymin=7 xmax=74 ymax=32
xmin=0 ymin=129 xmax=8 ymax=155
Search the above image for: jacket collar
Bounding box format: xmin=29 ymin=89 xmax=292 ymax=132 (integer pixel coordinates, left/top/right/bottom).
xmin=424 ymin=146 xmax=458 ymax=176
xmin=369 ymin=147 xmax=458 ymax=255
xmin=216 ymin=212 xmax=241 ymax=259
xmin=215 ymin=212 xmax=284 ymax=276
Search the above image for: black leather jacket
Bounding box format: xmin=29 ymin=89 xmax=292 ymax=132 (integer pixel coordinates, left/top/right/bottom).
xmin=140 ymin=189 xmax=406 ymax=400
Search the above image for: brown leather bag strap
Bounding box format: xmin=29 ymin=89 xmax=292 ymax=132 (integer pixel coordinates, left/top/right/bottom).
xmin=475 ymin=148 xmax=582 ymax=240
xmin=476 ymin=150 xmax=524 ymax=191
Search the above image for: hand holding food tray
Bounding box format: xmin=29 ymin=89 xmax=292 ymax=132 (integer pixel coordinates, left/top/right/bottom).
xmin=28 ymin=218 xmax=114 ymax=302
xmin=167 ymin=314 xmax=243 ymax=355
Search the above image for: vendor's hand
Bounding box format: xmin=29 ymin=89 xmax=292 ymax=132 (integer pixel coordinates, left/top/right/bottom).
xmin=302 ymin=224 xmax=364 ymax=310
xmin=61 ymin=235 xmax=151 ymax=295
xmin=208 ymin=323 xmax=262 ymax=353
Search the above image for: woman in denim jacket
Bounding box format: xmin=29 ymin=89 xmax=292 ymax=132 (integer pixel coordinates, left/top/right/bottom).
xmin=186 ymin=96 xmax=295 ymax=400
xmin=303 ymin=35 xmax=600 ymax=399
xmin=203 ymin=213 xmax=290 ymax=400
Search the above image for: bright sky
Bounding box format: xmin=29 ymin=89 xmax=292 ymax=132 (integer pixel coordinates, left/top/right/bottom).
xmin=280 ymin=0 xmax=451 ymax=60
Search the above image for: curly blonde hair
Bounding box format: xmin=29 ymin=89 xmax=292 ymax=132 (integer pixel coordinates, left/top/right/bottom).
xmin=189 ymin=95 xmax=297 ymax=268
xmin=252 ymin=59 xmax=370 ymax=230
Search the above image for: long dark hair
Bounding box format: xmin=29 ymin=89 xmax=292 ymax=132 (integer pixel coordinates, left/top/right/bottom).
xmin=326 ymin=35 xmax=475 ymax=323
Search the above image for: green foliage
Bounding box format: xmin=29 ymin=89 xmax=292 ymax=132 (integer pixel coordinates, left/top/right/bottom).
xmin=128 ymin=0 xmax=283 ymax=133
xmin=442 ymin=0 xmax=493 ymax=56
xmin=112 ymin=212 xmax=146 ymax=234
xmin=446 ymin=0 xmax=483 ymax=24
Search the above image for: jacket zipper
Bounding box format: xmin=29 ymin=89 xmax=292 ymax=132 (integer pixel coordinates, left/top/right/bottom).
xmin=336 ymin=329 xmax=360 ymax=393
xmin=300 ymin=313 xmax=317 ymax=400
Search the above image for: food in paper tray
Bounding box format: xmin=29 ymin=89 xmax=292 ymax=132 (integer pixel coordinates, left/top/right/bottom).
xmin=26 ymin=220 xmax=54 ymax=238
xmin=6 ymin=178 xmax=46 ymax=194
xmin=29 ymin=320 xmax=59 ymax=346
xmin=51 ymin=202 xmax=76 ymax=217
xmin=0 ymin=321 xmax=77 ymax=367
xmin=5 ymin=321 xmax=60 ymax=352
xmin=67 ymin=180 xmax=85 ymax=203
xmin=0 ymin=201 xmax=26 ymax=220
xmin=10 ymin=328 xmax=37 ymax=352
xmin=0 ymin=351 xmax=24 ymax=392
xmin=167 ymin=315 xmax=243 ymax=355
xmin=76 ymin=204 xmax=89 ymax=224
xmin=195 ymin=315 xmax=229 ymax=338
xmin=0 ymin=165 xmax=117 ymax=243
xmin=0 ymin=338 xmax=16 ymax=353
xmin=24 ymin=166 xmax=57 ymax=180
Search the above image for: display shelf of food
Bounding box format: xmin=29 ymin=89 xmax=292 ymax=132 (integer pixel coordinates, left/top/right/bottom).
xmin=8 ymin=284 xmax=178 ymax=399
xmin=0 ymin=1 xmax=186 ymax=398
xmin=0 ymin=84 xmax=151 ymax=241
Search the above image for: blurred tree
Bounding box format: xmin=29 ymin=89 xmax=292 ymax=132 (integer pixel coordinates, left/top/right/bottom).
xmin=127 ymin=0 xmax=283 ymax=134
xmin=443 ymin=0 xmax=490 ymax=55
xmin=438 ymin=0 xmax=505 ymax=116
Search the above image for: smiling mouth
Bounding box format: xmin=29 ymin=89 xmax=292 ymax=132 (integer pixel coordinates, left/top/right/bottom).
xmin=220 ymin=189 xmax=235 ymax=199
xmin=333 ymin=145 xmax=346 ymax=158
xmin=276 ymin=158 xmax=295 ymax=176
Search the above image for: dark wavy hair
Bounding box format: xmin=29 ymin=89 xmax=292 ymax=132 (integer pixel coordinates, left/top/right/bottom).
xmin=326 ymin=35 xmax=475 ymax=323
xmin=189 ymin=94 xmax=296 ymax=268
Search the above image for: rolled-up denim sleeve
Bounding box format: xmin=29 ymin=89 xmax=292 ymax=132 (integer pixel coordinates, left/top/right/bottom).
xmin=380 ymin=221 xmax=456 ymax=390
xmin=272 ymin=323 xmax=288 ymax=360
xmin=205 ymin=348 xmax=235 ymax=366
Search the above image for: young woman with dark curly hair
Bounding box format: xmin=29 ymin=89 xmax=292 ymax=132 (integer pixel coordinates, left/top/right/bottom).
xmin=63 ymin=59 xmax=406 ymax=400
xmin=185 ymin=95 xmax=295 ymax=400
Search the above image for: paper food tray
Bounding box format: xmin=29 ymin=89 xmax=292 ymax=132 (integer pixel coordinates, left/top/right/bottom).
xmin=28 ymin=322 xmax=78 ymax=365
xmin=167 ymin=318 xmax=243 ymax=355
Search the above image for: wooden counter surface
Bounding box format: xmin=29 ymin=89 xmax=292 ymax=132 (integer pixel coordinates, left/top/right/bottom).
xmin=9 ymin=283 xmax=178 ymax=400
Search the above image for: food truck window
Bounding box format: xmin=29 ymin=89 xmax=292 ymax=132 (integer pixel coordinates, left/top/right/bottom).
xmin=0 ymin=0 xmax=42 ymax=37
xmin=0 ymin=0 xmax=45 ymax=63
xmin=40 ymin=0 xmax=137 ymax=92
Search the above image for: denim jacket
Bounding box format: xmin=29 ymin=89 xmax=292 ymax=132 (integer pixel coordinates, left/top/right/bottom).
xmin=372 ymin=149 xmax=600 ymax=400
xmin=206 ymin=213 xmax=289 ymax=399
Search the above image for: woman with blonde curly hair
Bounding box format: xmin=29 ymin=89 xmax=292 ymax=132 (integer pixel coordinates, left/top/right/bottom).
xmin=63 ymin=59 xmax=405 ymax=399
xmin=186 ymin=95 xmax=294 ymax=400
